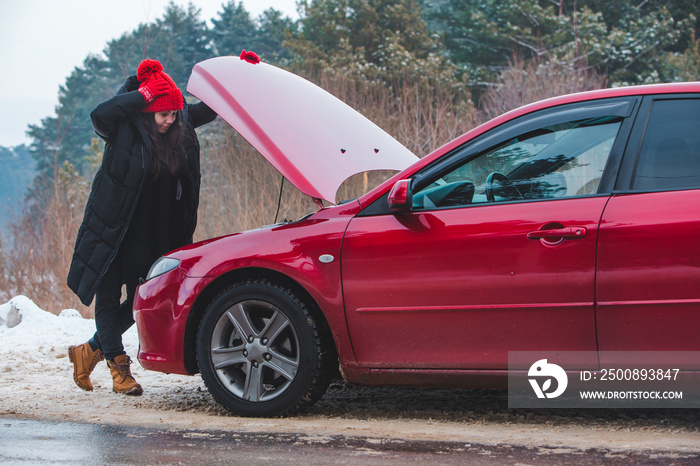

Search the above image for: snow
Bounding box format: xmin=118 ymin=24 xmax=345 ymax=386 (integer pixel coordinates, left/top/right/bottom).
xmin=0 ymin=295 xmax=153 ymax=394
xmin=0 ymin=294 xmax=224 ymax=426
xmin=0 ymin=295 xmax=141 ymax=391
xmin=0 ymin=295 xmax=119 ymax=351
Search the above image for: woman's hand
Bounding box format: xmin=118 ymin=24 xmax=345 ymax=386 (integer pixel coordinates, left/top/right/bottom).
xmin=139 ymin=79 xmax=171 ymax=103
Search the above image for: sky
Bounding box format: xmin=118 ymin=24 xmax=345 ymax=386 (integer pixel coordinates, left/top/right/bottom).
xmin=0 ymin=0 xmax=301 ymax=147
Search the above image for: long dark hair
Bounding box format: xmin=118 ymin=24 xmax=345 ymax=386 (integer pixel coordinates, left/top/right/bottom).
xmin=140 ymin=112 xmax=185 ymax=178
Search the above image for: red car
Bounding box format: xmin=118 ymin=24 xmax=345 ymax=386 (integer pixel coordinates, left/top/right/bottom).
xmin=134 ymin=56 xmax=700 ymax=416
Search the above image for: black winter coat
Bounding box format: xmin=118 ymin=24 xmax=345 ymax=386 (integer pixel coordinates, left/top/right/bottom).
xmin=67 ymin=75 xmax=217 ymax=306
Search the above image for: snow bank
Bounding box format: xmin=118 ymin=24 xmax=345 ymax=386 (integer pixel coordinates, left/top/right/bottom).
xmin=0 ymin=294 xmax=220 ymax=421
xmin=0 ymin=295 xmax=138 ymax=358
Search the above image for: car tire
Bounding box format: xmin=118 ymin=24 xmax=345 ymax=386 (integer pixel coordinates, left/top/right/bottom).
xmin=197 ymin=279 xmax=335 ymax=417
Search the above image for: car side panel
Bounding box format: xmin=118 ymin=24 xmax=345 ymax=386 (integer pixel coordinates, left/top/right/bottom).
xmin=342 ymin=198 xmax=607 ymax=370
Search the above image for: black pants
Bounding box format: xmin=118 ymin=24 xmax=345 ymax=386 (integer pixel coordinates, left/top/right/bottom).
xmin=88 ymin=253 xmax=148 ymax=361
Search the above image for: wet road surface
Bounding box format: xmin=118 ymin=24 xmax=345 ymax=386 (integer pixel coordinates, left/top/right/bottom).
xmin=2 ymin=417 xmax=699 ymax=464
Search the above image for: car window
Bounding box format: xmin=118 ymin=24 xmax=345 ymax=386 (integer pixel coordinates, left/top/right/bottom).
xmin=632 ymin=99 xmax=700 ymax=191
xmin=412 ymin=117 xmax=622 ymax=209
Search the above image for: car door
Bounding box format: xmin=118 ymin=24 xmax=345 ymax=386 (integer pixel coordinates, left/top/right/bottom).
xmin=342 ymin=98 xmax=637 ymax=370
xmin=597 ymin=96 xmax=700 ymax=369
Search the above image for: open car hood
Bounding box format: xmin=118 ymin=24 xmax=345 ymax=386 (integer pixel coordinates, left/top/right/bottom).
xmin=187 ymin=56 xmax=418 ymax=204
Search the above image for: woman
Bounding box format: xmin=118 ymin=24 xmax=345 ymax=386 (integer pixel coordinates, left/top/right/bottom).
xmin=67 ymin=59 xmax=217 ymax=395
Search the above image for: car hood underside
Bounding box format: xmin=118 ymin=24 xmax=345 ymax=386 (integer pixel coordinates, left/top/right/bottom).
xmin=187 ymin=56 xmax=418 ymax=204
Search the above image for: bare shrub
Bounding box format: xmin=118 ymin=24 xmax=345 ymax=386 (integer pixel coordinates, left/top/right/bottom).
xmin=2 ymin=163 xmax=91 ymax=316
xmin=312 ymin=70 xmax=475 ymax=158
xmin=0 ymin=235 xmax=8 ymax=303
xmin=196 ymin=121 xmax=319 ymax=240
xmin=479 ymin=55 xmax=607 ymax=123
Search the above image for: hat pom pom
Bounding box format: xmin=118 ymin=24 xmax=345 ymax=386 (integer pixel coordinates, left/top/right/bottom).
xmin=137 ymin=59 xmax=164 ymax=82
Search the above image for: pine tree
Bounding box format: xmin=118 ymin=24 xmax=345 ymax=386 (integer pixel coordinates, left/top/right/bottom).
xmin=288 ymin=0 xmax=452 ymax=81
xmin=431 ymin=0 xmax=697 ymax=86
xmin=210 ymin=2 xmax=296 ymax=61
xmin=211 ymin=1 xmax=258 ymax=56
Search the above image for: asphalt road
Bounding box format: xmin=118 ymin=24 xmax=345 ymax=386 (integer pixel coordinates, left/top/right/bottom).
xmin=2 ymin=417 xmax=699 ymax=465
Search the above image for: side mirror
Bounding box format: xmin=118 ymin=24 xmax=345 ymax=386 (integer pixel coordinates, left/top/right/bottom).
xmin=387 ymin=179 xmax=413 ymax=213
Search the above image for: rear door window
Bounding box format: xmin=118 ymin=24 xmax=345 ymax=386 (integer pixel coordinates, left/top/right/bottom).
xmin=632 ymin=99 xmax=700 ymax=191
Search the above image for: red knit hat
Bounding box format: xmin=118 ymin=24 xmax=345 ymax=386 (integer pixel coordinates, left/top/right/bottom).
xmin=137 ymin=59 xmax=183 ymax=113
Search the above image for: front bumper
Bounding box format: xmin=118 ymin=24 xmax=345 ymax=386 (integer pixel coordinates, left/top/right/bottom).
xmin=133 ymin=268 xmax=213 ymax=375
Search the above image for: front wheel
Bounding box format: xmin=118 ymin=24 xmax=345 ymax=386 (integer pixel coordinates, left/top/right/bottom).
xmin=197 ymin=279 xmax=335 ymax=417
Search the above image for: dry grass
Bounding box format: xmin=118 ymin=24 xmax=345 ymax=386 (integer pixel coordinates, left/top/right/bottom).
xmin=195 ymin=123 xmax=320 ymax=240
xmin=480 ymin=55 xmax=606 ymax=121
xmin=0 ymin=163 xmax=91 ymax=315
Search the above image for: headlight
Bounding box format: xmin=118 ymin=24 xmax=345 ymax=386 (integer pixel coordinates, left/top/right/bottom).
xmin=146 ymin=257 xmax=181 ymax=281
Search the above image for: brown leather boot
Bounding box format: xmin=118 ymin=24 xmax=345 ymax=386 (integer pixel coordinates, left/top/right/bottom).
xmin=107 ymin=355 xmax=143 ymax=396
xmin=68 ymin=342 xmax=104 ymax=391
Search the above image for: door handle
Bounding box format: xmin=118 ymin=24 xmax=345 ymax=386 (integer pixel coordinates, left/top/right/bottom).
xmin=527 ymin=227 xmax=587 ymax=241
